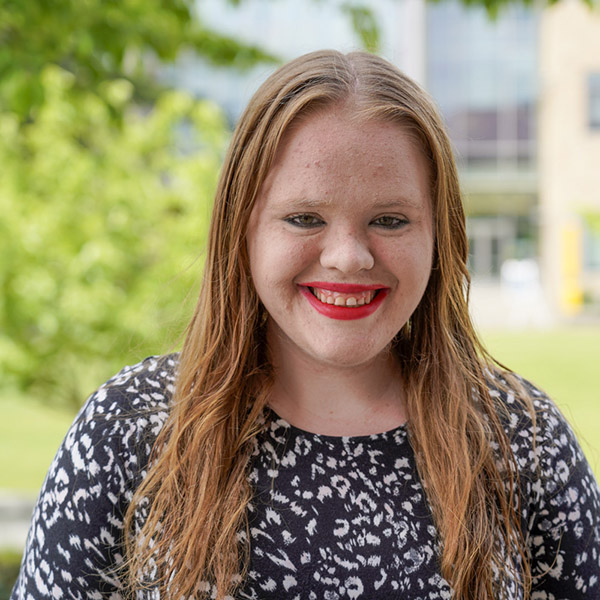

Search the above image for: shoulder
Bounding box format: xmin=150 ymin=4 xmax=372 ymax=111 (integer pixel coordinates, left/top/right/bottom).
xmin=483 ymin=374 xmax=600 ymax=592
xmin=485 ymin=368 xmax=597 ymax=503
xmin=11 ymin=355 xmax=180 ymax=598
xmin=76 ymin=353 xmax=178 ymax=428
xmin=485 ymin=368 xmax=585 ymax=462
xmin=56 ymin=353 xmax=179 ymax=483
xmin=485 ymin=368 xmax=568 ymax=434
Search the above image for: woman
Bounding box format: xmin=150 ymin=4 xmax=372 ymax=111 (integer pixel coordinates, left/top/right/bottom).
xmin=12 ymin=50 xmax=600 ymax=600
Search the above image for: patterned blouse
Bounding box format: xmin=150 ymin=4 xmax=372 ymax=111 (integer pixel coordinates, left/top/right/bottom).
xmin=11 ymin=355 xmax=600 ymax=599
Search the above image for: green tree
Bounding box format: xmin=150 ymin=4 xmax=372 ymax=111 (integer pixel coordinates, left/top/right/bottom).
xmin=0 ymin=67 xmax=227 ymax=409
xmin=0 ymin=1 xmax=271 ymax=408
xmin=0 ymin=0 xmax=276 ymax=121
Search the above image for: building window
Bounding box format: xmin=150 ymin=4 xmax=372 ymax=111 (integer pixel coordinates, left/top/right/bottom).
xmin=584 ymin=220 xmax=600 ymax=270
xmin=426 ymin=1 xmax=538 ymax=171
xmin=589 ymin=73 xmax=600 ymax=130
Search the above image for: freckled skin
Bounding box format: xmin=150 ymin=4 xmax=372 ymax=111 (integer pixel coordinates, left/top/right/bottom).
xmin=247 ymin=107 xmax=434 ymax=376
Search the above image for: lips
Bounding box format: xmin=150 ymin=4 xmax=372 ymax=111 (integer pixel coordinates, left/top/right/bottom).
xmin=298 ymin=281 xmax=389 ymax=321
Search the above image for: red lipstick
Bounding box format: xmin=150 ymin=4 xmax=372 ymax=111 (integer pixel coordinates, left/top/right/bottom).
xmin=298 ymin=281 xmax=389 ymax=321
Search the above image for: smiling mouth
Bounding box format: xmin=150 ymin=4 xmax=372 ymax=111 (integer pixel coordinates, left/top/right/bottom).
xmin=308 ymin=286 xmax=380 ymax=307
xmin=298 ymin=283 xmax=388 ymax=320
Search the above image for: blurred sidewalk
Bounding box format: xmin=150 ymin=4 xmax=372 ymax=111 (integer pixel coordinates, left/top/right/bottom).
xmin=469 ymin=279 xmax=554 ymax=330
xmin=0 ymin=492 xmax=34 ymax=550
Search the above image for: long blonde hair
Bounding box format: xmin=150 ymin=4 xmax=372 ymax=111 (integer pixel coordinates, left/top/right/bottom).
xmin=124 ymin=50 xmax=533 ymax=599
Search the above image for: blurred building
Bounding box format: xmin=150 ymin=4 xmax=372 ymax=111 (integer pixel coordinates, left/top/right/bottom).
xmin=163 ymin=0 xmax=428 ymax=117
xmin=167 ymin=0 xmax=600 ymax=323
xmin=539 ymin=0 xmax=600 ymax=315
xmin=427 ymin=2 xmax=538 ymax=280
xmin=426 ymin=0 xmax=600 ymax=321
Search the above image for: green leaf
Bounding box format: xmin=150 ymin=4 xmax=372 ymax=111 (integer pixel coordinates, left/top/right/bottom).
xmin=341 ymin=3 xmax=380 ymax=53
xmin=0 ymin=66 xmax=227 ymax=409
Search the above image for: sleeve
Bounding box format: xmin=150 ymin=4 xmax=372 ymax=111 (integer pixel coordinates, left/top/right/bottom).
xmin=10 ymin=357 xmax=172 ymax=600
xmin=525 ymin=397 xmax=600 ymax=599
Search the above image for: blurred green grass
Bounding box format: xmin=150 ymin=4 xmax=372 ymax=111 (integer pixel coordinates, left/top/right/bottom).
xmin=0 ymin=397 xmax=74 ymax=493
xmin=1 ymin=325 xmax=599 ymax=493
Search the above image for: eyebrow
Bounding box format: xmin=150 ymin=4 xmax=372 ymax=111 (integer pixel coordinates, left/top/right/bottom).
xmin=371 ymin=199 xmax=424 ymax=210
xmin=278 ymin=196 xmax=425 ymax=210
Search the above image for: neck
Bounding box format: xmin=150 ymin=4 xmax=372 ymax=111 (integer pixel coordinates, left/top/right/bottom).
xmin=267 ymin=331 xmax=407 ymax=437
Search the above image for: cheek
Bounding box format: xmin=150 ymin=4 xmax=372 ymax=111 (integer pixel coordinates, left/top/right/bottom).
xmin=417 ymin=243 xmax=434 ymax=283
xmin=250 ymin=233 xmax=313 ymax=293
xmin=381 ymin=239 xmax=434 ymax=282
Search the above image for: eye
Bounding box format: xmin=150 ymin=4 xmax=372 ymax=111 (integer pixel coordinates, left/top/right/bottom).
xmin=284 ymin=214 xmax=325 ymax=228
xmin=371 ymin=215 xmax=408 ymax=229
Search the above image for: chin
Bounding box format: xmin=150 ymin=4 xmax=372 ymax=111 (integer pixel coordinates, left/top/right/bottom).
xmin=308 ymin=344 xmax=391 ymax=370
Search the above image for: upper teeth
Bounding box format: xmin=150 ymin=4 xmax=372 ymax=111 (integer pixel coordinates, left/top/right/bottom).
xmin=310 ymin=287 xmax=376 ymax=307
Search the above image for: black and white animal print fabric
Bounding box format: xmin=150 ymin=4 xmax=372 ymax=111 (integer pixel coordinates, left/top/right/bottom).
xmin=11 ymin=355 xmax=600 ymax=599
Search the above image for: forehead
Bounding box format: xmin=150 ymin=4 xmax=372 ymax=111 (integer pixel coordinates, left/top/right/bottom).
xmin=279 ymin=107 xmax=425 ymax=160
xmin=257 ymin=106 xmax=432 ymax=209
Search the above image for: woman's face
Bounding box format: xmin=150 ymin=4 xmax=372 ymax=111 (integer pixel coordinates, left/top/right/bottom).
xmin=246 ymin=107 xmax=434 ymax=371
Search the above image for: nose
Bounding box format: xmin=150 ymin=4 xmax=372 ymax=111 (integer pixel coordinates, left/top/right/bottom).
xmin=319 ymin=228 xmax=375 ymax=273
